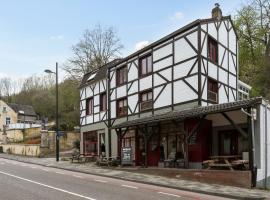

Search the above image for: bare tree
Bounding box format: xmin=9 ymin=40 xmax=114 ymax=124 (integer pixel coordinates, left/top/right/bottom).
xmin=64 ymin=24 xmax=123 ymax=81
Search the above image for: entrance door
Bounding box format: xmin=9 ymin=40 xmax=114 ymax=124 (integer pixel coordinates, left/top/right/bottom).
xmin=219 ymin=130 xmax=238 ymax=155
xmin=147 ymin=134 xmax=160 ymax=166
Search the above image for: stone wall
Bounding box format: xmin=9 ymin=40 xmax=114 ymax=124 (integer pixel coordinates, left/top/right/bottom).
xmin=1 ymin=144 xmax=40 ymax=157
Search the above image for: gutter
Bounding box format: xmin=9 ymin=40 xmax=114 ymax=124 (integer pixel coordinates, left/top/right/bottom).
xmin=264 ymin=100 xmax=269 ymax=189
xmin=241 ymin=107 xmax=257 ymax=186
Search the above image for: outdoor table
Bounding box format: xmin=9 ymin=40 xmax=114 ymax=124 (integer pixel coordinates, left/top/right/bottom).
xmin=209 ymin=155 xmax=241 ymax=171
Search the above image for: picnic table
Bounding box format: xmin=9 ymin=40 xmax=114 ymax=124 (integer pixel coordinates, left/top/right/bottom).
xmin=208 ymin=155 xmax=242 ymax=171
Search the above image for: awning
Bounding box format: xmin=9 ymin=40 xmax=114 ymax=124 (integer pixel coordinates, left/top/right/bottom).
xmin=111 ymin=97 xmax=263 ymax=129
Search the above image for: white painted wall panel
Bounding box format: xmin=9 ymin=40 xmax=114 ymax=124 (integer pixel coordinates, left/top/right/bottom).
xmin=185 ymin=75 xmax=198 ymax=92
xmin=229 ymin=88 xmax=235 ymax=102
xmin=154 ymin=84 xmax=171 ymax=108
xmin=174 ymin=39 xmax=196 ymax=63
xmin=229 ymin=74 xmax=236 ymax=89
xmin=86 ymin=115 xmax=93 ymax=124
xmin=153 ymin=43 xmax=172 ymax=61
xmin=219 ymin=68 xmax=227 ymax=84
xmin=208 ymin=62 xmax=218 ymax=80
xmin=81 ymin=100 xmax=86 ymax=110
xmin=154 ymin=73 xmax=167 ymax=86
xmin=117 ymin=85 xmax=126 ymax=98
xmin=140 ymin=76 xmax=152 ymax=91
xmin=111 ymin=89 xmax=116 ymax=101
xmin=94 ymin=114 xmax=99 ymax=122
xmin=229 ymin=53 xmax=236 ymax=74
xmin=110 ymin=72 xmax=116 ymax=88
xmin=186 ymin=31 xmax=198 ymax=51
xmin=100 ymin=111 xmax=106 ymax=121
xmin=80 ymin=89 xmax=85 ymax=99
xmin=208 ymin=23 xmax=217 ymax=40
xmin=94 ymin=95 xmax=99 ymax=106
xmin=159 ymin=68 xmax=172 ymax=81
xmin=219 ymin=22 xmax=227 ymax=45
xmin=128 ymin=95 xmax=138 ymax=114
xmin=219 ymin=85 xmax=228 ymax=104
xmin=94 ymin=106 xmax=99 ymax=114
xmin=153 ymin=56 xmax=173 ymax=71
xmin=80 ymin=110 xmax=86 ymax=118
xmin=111 ymin=101 xmax=116 ymax=118
xmin=229 ymin=29 xmax=237 ymax=54
xmin=174 ymin=58 xmax=197 ymax=79
xmin=173 ymin=80 xmax=197 ymax=103
xmin=94 ymin=82 xmax=99 ymax=94
xmin=128 ymin=80 xmax=138 ymax=94
xmin=201 ymin=75 xmax=207 ymax=100
xmin=201 ymin=31 xmax=207 ymax=57
xmin=219 ymin=45 xmax=225 ymax=66
xmin=222 ymin=51 xmax=228 ymax=70
xmin=100 ymin=80 xmax=106 ymax=92
xmin=85 ymin=87 xmax=93 ymax=98
xmin=128 ymin=62 xmax=138 ymax=81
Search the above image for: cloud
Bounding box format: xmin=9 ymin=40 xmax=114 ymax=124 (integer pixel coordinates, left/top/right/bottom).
xmin=169 ymin=11 xmax=184 ymax=21
xmin=49 ymin=35 xmax=64 ymax=40
xmin=134 ymin=41 xmax=150 ymax=51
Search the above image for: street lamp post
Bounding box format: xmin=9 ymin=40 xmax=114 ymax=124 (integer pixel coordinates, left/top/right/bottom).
xmin=45 ymin=62 xmax=59 ymax=162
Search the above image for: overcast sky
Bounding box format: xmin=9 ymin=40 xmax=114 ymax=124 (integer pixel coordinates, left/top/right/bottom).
xmin=0 ymin=0 xmax=245 ymax=80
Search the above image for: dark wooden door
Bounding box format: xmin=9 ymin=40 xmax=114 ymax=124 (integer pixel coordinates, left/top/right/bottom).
xmin=219 ymin=130 xmax=238 ymax=155
xmin=147 ymin=134 xmax=160 ymax=166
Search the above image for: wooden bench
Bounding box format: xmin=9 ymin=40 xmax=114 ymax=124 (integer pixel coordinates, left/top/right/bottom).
xmin=70 ymin=154 xmax=84 ymax=163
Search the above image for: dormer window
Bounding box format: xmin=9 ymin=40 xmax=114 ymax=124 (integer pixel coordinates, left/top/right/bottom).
xmin=208 ymin=36 xmax=218 ymax=64
xmin=87 ymin=73 xmax=97 ymax=82
xmin=208 ymin=78 xmax=218 ymax=103
xmin=139 ymin=54 xmax=152 ymax=77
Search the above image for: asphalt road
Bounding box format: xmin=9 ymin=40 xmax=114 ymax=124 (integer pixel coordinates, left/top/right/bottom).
xmin=0 ymin=158 xmax=231 ymax=200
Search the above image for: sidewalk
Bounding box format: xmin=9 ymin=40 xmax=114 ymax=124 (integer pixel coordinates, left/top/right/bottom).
xmin=0 ymin=153 xmax=269 ymax=200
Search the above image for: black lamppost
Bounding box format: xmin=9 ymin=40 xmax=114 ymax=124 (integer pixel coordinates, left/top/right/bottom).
xmin=45 ymin=62 xmax=59 ymax=162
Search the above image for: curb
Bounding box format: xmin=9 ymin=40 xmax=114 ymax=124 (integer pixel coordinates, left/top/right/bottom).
xmin=0 ymin=155 xmax=266 ymax=200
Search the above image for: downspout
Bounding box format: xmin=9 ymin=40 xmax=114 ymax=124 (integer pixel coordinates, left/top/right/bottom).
xmin=241 ymin=107 xmax=256 ymax=186
xmin=264 ymin=101 xmax=269 ymax=189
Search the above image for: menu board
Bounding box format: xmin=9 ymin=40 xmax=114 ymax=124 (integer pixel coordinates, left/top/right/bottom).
xmin=121 ymin=147 xmax=132 ymax=165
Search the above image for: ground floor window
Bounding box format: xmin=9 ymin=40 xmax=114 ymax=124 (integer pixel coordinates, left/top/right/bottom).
xmin=83 ymin=131 xmax=98 ymax=155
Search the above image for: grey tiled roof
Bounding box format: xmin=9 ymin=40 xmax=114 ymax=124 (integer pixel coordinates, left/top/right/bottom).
xmin=8 ymin=103 xmax=37 ymax=116
xmin=79 ymin=59 xmax=122 ymax=88
xmin=112 ymin=97 xmax=263 ymax=129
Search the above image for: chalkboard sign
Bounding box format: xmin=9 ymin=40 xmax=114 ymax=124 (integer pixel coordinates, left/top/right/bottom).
xmin=121 ymin=147 xmax=132 ymax=165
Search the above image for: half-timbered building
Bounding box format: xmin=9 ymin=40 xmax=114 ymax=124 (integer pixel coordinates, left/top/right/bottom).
xmin=80 ymin=4 xmax=270 ymax=188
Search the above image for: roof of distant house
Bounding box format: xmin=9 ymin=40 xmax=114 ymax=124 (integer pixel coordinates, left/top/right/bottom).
xmin=7 ymin=103 xmax=37 ymax=116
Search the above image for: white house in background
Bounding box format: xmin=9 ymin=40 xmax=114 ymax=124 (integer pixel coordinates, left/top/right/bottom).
xmin=238 ymin=80 xmax=252 ymax=100
xmin=0 ymin=100 xmax=38 ymax=132
xmin=79 ymin=4 xmax=270 ymax=189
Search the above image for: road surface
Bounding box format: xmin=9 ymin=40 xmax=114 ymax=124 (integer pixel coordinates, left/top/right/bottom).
xmin=0 ymin=158 xmax=231 ymax=200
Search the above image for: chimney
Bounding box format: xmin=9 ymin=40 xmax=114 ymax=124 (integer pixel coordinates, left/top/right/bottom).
xmin=212 ymin=3 xmax=222 ymax=20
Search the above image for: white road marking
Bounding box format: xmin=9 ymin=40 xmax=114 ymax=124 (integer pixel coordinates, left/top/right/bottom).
xmin=55 ymin=171 xmax=65 ymax=175
xmin=42 ymin=169 xmax=49 ymax=172
xmin=158 ymin=192 xmax=181 ymax=198
xmin=30 ymin=166 xmax=37 ymax=169
xmin=73 ymin=175 xmax=83 ymax=178
xmin=94 ymin=179 xmax=107 ymax=183
xmin=0 ymin=170 xmax=96 ymax=200
xmin=121 ymin=185 xmax=138 ymax=189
